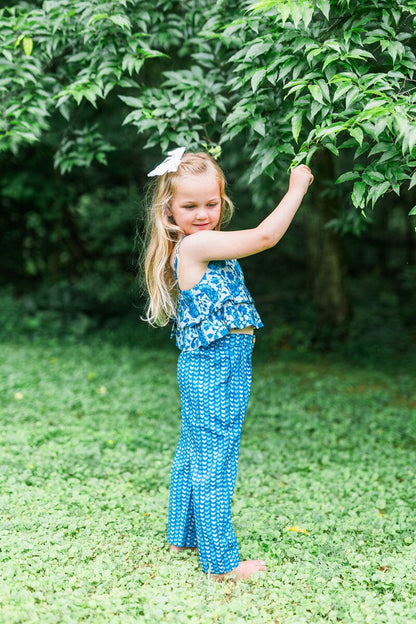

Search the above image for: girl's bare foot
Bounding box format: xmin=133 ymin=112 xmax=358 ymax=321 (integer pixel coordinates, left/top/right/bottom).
xmin=170 ymin=544 xmax=197 ymax=552
xmin=210 ymin=559 xmax=266 ymax=581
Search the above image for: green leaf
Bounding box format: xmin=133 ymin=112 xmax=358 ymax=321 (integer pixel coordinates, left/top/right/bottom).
xmin=373 ymin=116 xmax=388 ymax=136
xmin=367 ymin=181 xmax=390 ymax=207
xmin=2 ymin=47 xmax=13 ymax=62
xmin=245 ymin=41 xmax=271 ymax=61
xmin=386 ymin=40 xmax=404 ymax=63
xmin=261 ymin=147 xmax=277 ymax=170
xmin=336 ymin=171 xmax=361 ymax=184
xmin=408 ymin=128 xmax=416 ymax=154
xmin=121 ymin=55 xmax=144 ymax=76
xmin=352 ymin=181 xmax=366 ymax=208
xmin=88 ymin=12 xmax=109 ymax=25
xmin=369 ymin=142 xmax=392 ymax=157
xmin=306 ymin=145 xmax=319 ymax=165
xmin=323 ymin=53 xmax=339 ymax=71
xmin=308 ymin=99 xmax=322 ymax=122
xmin=349 ymin=127 xmax=364 ymax=146
xmin=109 ymin=14 xmax=132 ymax=30
xmin=345 ymin=86 xmax=361 ymax=110
xmin=378 ymin=147 xmax=399 ymax=164
xmin=308 ymin=83 xmax=324 ymax=105
xmin=291 ymin=111 xmax=303 ymax=143
xmin=289 ymin=0 xmax=303 ymax=27
xmin=408 ymin=171 xmax=416 ymax=191
xmin=251 ymin=118 xmax=266 ymax=136
xmin=277 ymin=2 xmax=291 ymax=25
xmin=323 ymin=141 xmax=339 ymax=157
xmin=14 ymin=33 xmax=25 ymax=49
xmin=278 ymin=57 xmax=298 ymax=81
xmin=332 ymin=84 xmax=352 ymax=102
xmin=300 ymin=1 xmax=314 ymax=28
xmin=408 ymin=205 xmax=416 ymax=215
xmin=249 ymin=0 xmax=279 ymax=13
xmin=355 ymin=142 xmax=370 ymax=159
xmin=394 ymin=111 xmax=409 ymax=136
xmin=315 ymin=0 xmax=330 ymax=19
xmin=364 ymin=171 xmax=385 ymax=183
xmin=318 ymin=123 xmax=346 ymax=138
xmin=251 ymin=68 xmax=267 ymax=92
xmin=318 ymin=79 xmax=330 ymax=102
xmin=23 ymin=37 xmax=33 ymax=56
xmin=118 ymin=96 xmax=143 ymax=108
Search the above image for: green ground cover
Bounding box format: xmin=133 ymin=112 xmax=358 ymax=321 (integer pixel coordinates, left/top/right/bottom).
xmin=1 ymin=330 xmax=415 ymax=624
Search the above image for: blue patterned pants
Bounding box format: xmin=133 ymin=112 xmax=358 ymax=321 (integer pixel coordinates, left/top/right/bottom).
xmin=167 ymin=333 xmax=254 ymax=574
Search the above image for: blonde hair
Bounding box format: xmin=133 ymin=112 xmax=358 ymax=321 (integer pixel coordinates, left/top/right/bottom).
xmin=143 ymin=152 xmax=234 ymax=326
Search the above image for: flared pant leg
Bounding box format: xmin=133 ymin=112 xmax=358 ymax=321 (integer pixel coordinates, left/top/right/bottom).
xmin=167 ymin=334 xmax=254 ymax=574
xmin=167 ymin=408 xmax=198 ymax=548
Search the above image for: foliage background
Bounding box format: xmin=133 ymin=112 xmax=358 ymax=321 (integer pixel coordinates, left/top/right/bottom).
xmin=0 ymin=0 xmax=416 ymax=351
xmin=1 ymin=0 xmax=415 ymax=356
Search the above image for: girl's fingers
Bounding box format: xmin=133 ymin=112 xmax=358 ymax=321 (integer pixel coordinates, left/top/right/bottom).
xmin=292 ymin=164 xmax=312 ymax=174
xmin=298 ymin=165 xmax=313 ymax=185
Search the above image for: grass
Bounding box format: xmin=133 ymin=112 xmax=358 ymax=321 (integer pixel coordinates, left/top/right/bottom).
xmin=1 ymin=326 xmax=415 ymax=624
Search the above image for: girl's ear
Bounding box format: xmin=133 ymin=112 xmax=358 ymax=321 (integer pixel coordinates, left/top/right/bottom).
xmin=166 ymin=201 xmax=173 ymax=217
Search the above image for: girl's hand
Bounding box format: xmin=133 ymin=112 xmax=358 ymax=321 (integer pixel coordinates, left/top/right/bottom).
xmin=288 ymin=165 xmax=314 ymax=196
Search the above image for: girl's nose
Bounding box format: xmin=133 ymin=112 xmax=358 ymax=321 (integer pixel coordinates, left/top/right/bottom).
xmin=195 ymin=206 xmax=207 ymax=219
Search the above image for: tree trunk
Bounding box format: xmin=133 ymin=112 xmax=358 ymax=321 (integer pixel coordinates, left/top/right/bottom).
xmin=304 ymin=149 xmax=350 ymax=328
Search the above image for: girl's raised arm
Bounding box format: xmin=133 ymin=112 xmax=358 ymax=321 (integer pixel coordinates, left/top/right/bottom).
xmin=182 ymin=165 xmax=313 ymax=262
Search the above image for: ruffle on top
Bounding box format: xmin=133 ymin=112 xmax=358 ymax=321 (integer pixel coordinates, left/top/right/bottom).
xmin=171 ymin=259 xmax=263 ymax=351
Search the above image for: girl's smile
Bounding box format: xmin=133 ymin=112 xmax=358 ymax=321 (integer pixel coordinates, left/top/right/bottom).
xmin=169 ymin=174 xmax=222 ymax=235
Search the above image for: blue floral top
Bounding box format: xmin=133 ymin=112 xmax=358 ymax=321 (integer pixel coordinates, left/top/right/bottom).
xmin=171 ymin=242 xmax=263 ymax=351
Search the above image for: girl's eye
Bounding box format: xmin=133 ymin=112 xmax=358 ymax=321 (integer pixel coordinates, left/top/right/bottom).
xmin=183 ymin=205 xmax=195 ymax=209
xmin=208 ymin=202 xmax=219 ymax=208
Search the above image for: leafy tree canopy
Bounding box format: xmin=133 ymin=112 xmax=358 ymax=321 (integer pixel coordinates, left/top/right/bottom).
xmin=219 ymin=0 xmax=416 ymax=216
xmin=2 ymin=0 xmax=416 ymax=217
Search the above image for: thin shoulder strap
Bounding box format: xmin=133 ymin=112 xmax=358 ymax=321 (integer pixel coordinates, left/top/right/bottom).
xmin=173 ymin=236 xmax=186 ymax=282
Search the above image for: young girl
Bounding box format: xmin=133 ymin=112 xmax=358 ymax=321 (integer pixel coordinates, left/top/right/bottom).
xmin=143 ymin=149 xmax=313 ymax=580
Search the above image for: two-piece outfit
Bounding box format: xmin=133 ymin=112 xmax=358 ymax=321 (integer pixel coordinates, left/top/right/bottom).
xmin=167 ymin=239 xmax=263 ymax=574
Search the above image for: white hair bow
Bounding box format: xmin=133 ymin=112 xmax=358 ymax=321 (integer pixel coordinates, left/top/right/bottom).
xmin=147 ymin=147 xmax=186 ymax=177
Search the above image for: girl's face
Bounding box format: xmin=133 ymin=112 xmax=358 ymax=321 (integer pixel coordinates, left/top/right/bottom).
xmin=169 ymin=173 xmax=222 ymax=236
